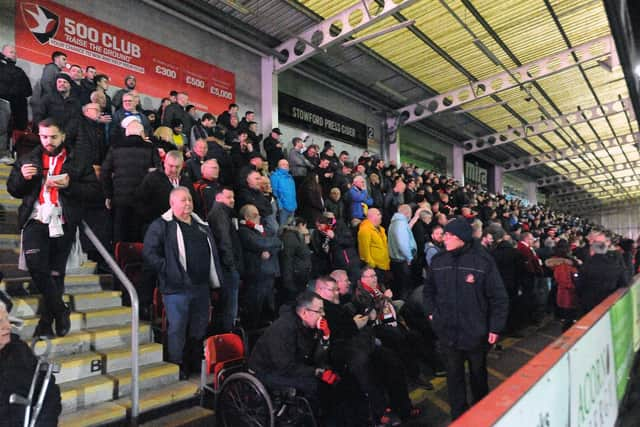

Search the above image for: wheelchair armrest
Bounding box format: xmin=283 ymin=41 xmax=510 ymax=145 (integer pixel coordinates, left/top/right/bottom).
xmin=9 ymin=394 xmax=30 ymax=406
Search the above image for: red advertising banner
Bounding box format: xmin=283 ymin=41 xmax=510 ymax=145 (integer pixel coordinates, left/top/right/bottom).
xmin=15 ymin=0 xmax=235 ymax=113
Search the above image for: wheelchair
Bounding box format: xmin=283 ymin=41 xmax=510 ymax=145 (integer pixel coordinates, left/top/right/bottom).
xmin=200 ymin=332 xmax=317 ymax=427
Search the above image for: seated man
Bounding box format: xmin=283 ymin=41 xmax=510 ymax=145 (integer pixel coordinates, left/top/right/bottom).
xmin=248 ymin=290 xmax=340 ymax=411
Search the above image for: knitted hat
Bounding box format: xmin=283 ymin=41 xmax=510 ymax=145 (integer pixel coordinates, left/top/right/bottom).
xmin=444 ymin=217 xmax=473 ymax=243
xmin=55 ymin=73 xmax=73 ymax=84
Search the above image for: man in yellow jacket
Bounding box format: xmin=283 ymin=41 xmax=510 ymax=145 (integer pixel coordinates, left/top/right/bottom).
xmin=358 ymin=208 xmax=391 ymax=282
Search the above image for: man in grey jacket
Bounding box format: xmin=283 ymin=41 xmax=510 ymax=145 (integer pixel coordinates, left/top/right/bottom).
xmin=288 ymin=137 xmax=314 ymax=189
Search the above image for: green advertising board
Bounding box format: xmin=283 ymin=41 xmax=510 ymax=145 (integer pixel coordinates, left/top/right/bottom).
xmin=632 ymin=282 xmax=640 ymax=352
xmin=610 ymin=292 xmax=634 ymax=401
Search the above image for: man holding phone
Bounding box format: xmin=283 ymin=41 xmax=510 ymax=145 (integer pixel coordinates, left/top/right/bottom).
xmin=7 ymin=118 xmax=99 ymax=338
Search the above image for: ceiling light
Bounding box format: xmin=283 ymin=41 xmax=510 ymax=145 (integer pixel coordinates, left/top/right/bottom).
xmin=341 ymin=20 xmax=415 ymax=48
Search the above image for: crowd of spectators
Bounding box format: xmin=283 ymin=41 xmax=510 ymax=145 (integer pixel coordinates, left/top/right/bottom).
xmin=1 ymin=47 xmax=638 ymax=426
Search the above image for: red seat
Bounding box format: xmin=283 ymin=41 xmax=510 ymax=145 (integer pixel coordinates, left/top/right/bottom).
xmin=204 ymin=333 xmax=246 ymax=390
xmin=114 ymin=242 xmax=144 ymax=286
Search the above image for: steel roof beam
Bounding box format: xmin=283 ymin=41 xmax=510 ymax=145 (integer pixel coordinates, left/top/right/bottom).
xmin=555 ymin=189 xmax=640 ymax=205
xmin=548 ymin=176 xmax=639 ymax=195
xmin=463 ymin=98 xmax=632 ymax=153
xmin=536 ymin=160 xmax=640 ymax=186
xmin=501 ymin=132 xmax=639 ymax=172
xmin=272 ymin=0 xmax=417 ymax=73
xmin=394 ymin=35 xmax=614 ymax=125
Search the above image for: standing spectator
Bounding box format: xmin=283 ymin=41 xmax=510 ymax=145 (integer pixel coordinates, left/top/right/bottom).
xmin=93 ymin=74 xmax=113 ymax=114
xmin=280 ymin=217 xmax=312 ymax=303
xmin=238 ymin=204 xmax=281 ymax=328
xmin=424 ymin=218 xmax=508 ymax=421
xmin=184 ymin=138 xmax=209 ymax=181
xmin=545 ymin=239 xmax=580 ymax=331
xmin=162 ymin=92 xmax=194 ymax=137
xmin=424 ymin=225 xmax=444 ymax=269
xmin=112 ymin=74 xmax=137 ymax=111
xmin=135 ymin=150 xmax=199 ymax=228
xmin=217 ymin=103 xmax=238 ymax=131
xmin=39 ymin=51 xmax=67 ymax=98
xmin=349 ymin=175 xmax=373 ymax=225
xmin=298 ymin=172 xmax=325 ymax=226
xmin=412 ymin=210 xmax=433 ymax=279
xmin=143 ymin=187 xmax=222 ymax=378
xmin=517 ymin=232 xmax=545 ymax=324
xmin=264 ymin=128 xmax=284 ymax=171
xmin=193 ymin=159 xmax=222 ymax=219
xmin=358 ymin=208 xmax=390 ymax=281
xmin=64 ymin=102 xmax=106 ymax=167
xmin=576 ymin=241 xmax=627 ymax=315
xmin=208 ymin=188 xmax=243 ymax=333
xmin=110 ymin=92 xmax=151 ymax=142
xmin=236 ymin=170 xmax=276 ymax=232
xmin=67 ymin=64 xmax=83 ymax=99
xmin=270 ymin=159 xmax=297 ymax=226
xmin=80 ymin=65 xmax=97 ymax=104
xmin=8 ymin=118 xmax=99 ymax=337
xmin=491 ymin=233 xmax=525 ymax=334
xmin=0 ymin=44 xmax=32 ymax=159
xmin=388 ymin=204 xmax=417 ymax=299
xmin=383 ymin=177 xmax=405 ymax=227
xmin=325 ymin=187 xmax=344 ymax=221
xmin=289 ymin=137 xmax=314 ymax=189
xmin=102 ymin=121 xmax=160 ymax=243
xmin=32 ymin=74 xmax=81 ymax=133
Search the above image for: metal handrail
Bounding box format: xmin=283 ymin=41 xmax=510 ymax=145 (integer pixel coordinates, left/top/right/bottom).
xmin=80 ymin=220 xmax=139 ymax=425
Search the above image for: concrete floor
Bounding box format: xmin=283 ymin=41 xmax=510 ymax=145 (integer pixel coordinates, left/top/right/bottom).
xmin=405 ymin=317 xmax=564 ymax=427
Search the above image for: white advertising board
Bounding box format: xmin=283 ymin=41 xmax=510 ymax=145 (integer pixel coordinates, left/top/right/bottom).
xmin=569 ymin=313 xmax=618 ymax=427
xmin=493 ymin=354 xmax=570 ymax=427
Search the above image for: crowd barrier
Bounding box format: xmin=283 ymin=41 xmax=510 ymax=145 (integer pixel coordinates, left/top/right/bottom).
xmin=452 ymin=277 xmax=640 ymax=427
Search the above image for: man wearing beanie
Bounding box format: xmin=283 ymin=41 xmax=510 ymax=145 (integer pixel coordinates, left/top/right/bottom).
xmin=423 ymin=217 xmax=508 ymax=421
xmin=32 ymin=73 xmax=81 ymax=133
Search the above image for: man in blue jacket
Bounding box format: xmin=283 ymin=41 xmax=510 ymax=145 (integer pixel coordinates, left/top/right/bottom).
xmin=143 ymin=187 xmax=222 ymax=379
xmin=424 ymin=217 xmax=508 ymax=421
xmin=388 ymin=204 xmax=417 ymax=299
xmin=270 ymin=159 xmax=297 ymax=227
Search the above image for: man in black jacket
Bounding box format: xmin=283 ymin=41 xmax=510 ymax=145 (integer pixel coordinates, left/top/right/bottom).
xmin=7 ymin=118 xmax=99 ymax=338
xmin=248 ymin=290 xmax=338 ymax=411
xmin=162 ymin=92 xmax=194 ymax=138
xmin=32 ymin=74 xmax=81 ymax=133
xmin=0 ymin=45 xmax=32 ymax=157
xmin=263 ymin=128 xmax=284 ymax=171
xmin=424 ymin=218 xmax=508 ymax=421
xmin=102 ymin=121 xmax=160 ymax=242
xmin=143 ymin=187 xmax=222 ymax=378
xmin=576 ymin=241 xmax=627 ymax=314
xmin=208 ymin=188 xmax=243 ymax=332
xmin=235 ymin=170 xmax=275 ymax=232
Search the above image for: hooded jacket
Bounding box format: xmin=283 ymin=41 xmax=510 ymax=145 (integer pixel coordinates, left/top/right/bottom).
xmin=143 ymin=209 xmax=222 ymax=294
xmin=388 ymin=212 xmax=417 ymax=263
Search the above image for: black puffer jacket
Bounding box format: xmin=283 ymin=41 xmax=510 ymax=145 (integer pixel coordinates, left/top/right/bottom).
xmin=0 ymin=53 xmax=32 ymax=100
xmin=280 ymin=226 xmax=312 ymax=291
xmin=491 ymin=240 xmax=525 ymax=295
xmin=32 ymin=93 xmax=81 ymax=132
xmin=64 ymin=115 xmax=106 ymax=166
xmin=235 ymin=187 xmax=273 ymax=218
xmin=576 ymin=254 xmax=627 ymax=313
xmin=424 ymin=243 xmax=509 ymax=350
xmin=208 ymin=201 xmax=244 ymax=275
xmin=101 ymin=135 xmax=160 ymax=206
xmin=0 ymin=334 xmax=61 ymax=427
xmin=7 ymin=144 xmax=100 ymax=228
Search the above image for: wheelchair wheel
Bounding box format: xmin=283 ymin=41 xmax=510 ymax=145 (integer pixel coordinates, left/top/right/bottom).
xmin=217 ymin=372 xmax=275 ymax=427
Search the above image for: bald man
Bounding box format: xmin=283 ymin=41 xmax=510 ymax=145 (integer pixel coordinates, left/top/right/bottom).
xmin=143 ymin=187 xmax=222 ymax=379
xmin=0 ymin=44 xmax=32 ymax=158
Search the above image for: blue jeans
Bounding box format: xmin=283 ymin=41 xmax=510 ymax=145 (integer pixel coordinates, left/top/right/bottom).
xmin=163 ymin=286 xmax=210 ymax=363
xmin=216 ymin=269 xmax=240 ymax=333
xmin=278 ymin=208 xmax=294 ymax=227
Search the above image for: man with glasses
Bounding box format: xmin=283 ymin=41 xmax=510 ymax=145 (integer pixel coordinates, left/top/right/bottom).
xmin=248 ymin=290 xmax=339 ymax=413
xmin=110 ymin=92 xmax=151 ymax=142
xmin=424 ymin=217 xmax=508 ymax=421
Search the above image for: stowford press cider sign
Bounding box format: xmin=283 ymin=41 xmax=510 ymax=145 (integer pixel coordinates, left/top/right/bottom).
xmin=279 ymin=93 xmax=368 ymax=147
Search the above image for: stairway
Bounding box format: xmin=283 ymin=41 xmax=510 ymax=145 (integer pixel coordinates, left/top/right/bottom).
xmin=0 ymin=164 xmax=201 ymax=426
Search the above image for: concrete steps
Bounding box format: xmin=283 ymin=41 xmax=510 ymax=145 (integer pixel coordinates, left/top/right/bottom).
xmin=0 ymin=166 xmax=200 ymax=426
xmin=140 ymin=406 xmax=216 ymax=426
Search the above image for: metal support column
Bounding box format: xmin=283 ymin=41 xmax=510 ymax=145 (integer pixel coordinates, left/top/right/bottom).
xmin=260 ymin=56 xmax=278 ymax=143
xmin=452 ymin=145 xmax=464 ymax=184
